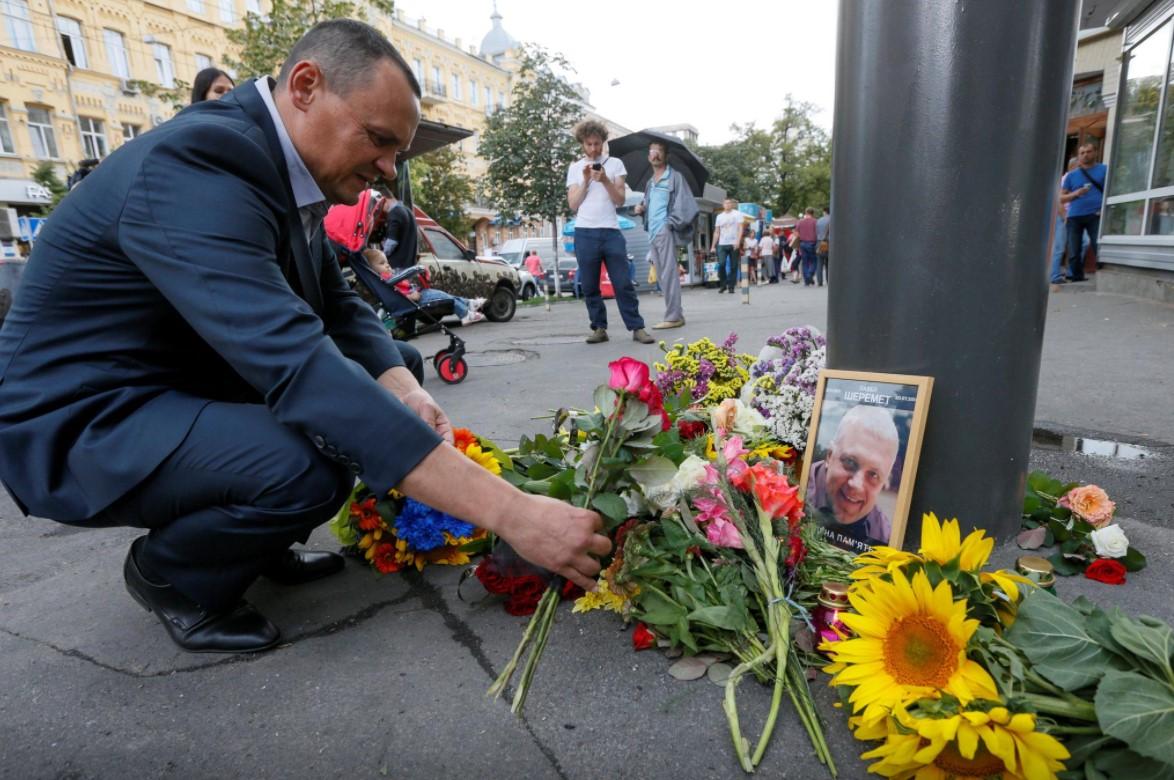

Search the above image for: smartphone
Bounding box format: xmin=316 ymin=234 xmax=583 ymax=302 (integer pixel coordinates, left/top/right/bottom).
xmin=591 ymin=162 xmax=602 ymax=171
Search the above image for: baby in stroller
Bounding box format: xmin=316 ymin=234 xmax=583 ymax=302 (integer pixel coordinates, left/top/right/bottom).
xmin=360 ymin=247 xmax=485 ymax=330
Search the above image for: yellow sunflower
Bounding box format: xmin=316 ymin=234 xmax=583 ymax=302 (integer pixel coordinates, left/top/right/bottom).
xmin=825 ymin=569 xmax=998 ymax=723
xmin=919 ymin=513 xmax=995 ymax=572
xmin=856 ymin=702 xmax=1069 ymax=780
xmin=850 ymin=545 xmax=921 ymax=583
xmin=463 ymin=442 xmax=502 ymax=475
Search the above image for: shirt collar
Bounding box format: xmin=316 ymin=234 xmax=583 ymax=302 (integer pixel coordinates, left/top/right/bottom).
xmin=254 ymin=77 xmax=325 ymax=210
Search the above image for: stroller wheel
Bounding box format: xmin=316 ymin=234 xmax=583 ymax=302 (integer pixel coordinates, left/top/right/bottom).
xmin=437 ymin=354 xmax=468 ymax=384
xmin=432 ymin=349 xmax=450 ymax=370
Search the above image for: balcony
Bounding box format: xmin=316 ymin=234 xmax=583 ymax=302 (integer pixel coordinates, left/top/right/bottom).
xmin=421 ymin=80 xmax=447 ymax=106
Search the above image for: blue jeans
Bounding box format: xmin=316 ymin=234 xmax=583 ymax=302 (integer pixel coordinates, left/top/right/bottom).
xmin=799 ymin=241 xmax=817 ymax=285
xmin=716 ymin=244 xmax=738 ymax=290
xmin=1050 ymin=216 xmax=1067 ymax=283
xmin=574 ymin=227 xmax=644 ymax=331
xmin=1065 ymin=213 xmax=1098 ymax=280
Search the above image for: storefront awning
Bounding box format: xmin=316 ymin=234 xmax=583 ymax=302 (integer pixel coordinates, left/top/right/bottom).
xmin=0 ymin=179 xmax=52 ymax=206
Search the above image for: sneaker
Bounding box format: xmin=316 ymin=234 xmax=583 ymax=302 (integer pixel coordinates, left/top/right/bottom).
xmin=460 ymin=311 xmax=485 ymax=326
xmin=468 ymin=297 xmax=487 ymax=312
xmin=632 ymin=328 xmax=654 ymax=344
xmin=586 ymin=328 xmax=608 ymax=344
xmin=652 ymin=319 xmax=685 ymax=330
xmin=717 ymin=288 xmax=726 ymax=294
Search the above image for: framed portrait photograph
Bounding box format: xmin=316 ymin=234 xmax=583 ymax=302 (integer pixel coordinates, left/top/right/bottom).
xmin=798 ymin=370 xmax=933 ymax=555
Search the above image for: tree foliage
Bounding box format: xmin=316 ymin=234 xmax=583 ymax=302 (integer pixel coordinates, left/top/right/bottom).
xmin=409 ymin=146 xmax=475 ymax=239
xmin=31 ymin=161 xmax=68 ymax=217
xmin=225 ymin=0 xmax=394 ymax=79
xmin=478 ymin=44 xmax=581 ymax=248
xmin=696 ymin=95 xmax=831 ymax=218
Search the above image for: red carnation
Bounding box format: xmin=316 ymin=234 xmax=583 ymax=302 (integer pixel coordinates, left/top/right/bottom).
xmin=677 ymin=420 xmax=707 ymax=440
xmin=632 ymin=622 xmax=656 ymax=651
xmin=1084 ymin=558 xmax=1127 ymax=585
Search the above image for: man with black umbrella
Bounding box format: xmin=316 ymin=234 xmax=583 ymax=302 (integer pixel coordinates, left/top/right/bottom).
xmin=633 ymin=140 xmax=699 ymax=329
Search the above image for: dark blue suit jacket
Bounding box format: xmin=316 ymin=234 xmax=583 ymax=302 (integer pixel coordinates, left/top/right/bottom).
xmin=0 ymin=81 xmax=442 ymax=521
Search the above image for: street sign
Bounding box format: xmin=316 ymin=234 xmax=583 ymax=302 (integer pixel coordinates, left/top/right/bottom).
xmin=17 ymin=216 xmax=45 ymax=242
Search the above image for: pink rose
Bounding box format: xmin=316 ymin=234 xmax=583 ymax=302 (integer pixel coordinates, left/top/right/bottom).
xmin=607 ymin=357 xmax=650 ymax=394
xmin=705 ymin=516 xmax=744 ymax=548
xmin=1058 ymin=485 xmax=1116 ymax=529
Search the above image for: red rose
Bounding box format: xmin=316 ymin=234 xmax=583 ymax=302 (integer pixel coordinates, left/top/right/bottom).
xmin=504 ymin=575 xmax=548 ymax=616
xmin=474 ymin=559 xmax=511 ymax=594
xmin=608 ymin=356 xmax=651 ymax=393
xmin=678 ymin=420 xmax=707 ymax=440
xmin=632 ymin=622 xmax=656 ymax=651
xmin=1084 ymin=558 xmax=1127 ymax=585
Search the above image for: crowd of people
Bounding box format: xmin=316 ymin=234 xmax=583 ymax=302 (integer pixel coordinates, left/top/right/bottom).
xmin=710 ymin=200 xmax=831 ymax=291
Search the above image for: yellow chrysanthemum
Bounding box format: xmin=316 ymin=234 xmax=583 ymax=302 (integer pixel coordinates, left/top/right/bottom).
xmin=572 ymin=577 xmax=633 ymax=614
xmin=464 ymin=442 xmax=502 ymax=476
xmin=748 ymin=443 xmax=795 ymax=461
xmin=919 ymin=513 xmax=994 ymax=572
xmin=826 ymin=569 xmax=999 ymax=723
xmin=857 ymin=702 xmax=1069 ymax=780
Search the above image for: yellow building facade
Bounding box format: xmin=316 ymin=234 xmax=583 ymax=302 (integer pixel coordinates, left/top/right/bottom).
xmin=0 ymin=0 xmax=243 ymax=215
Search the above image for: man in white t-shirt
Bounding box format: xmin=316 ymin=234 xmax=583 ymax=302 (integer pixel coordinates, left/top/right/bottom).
xmin=566 ymin=119 xmax=652 ymax=344
xmin=709 ymin=198 xmax=745 ymax=293
xmin=756 ymin=232 xmax=776 ymax=286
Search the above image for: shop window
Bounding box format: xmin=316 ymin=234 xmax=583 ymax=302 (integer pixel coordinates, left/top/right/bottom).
xmin=1106 ymin=200 xmax=1146 ymax=235
xmin=1109 ymin=21 xmax=1170 ymax=197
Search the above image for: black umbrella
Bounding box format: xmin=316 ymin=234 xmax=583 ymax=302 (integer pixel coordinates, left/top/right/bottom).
xmin=607 ymin=129 xmax=709 ymax=197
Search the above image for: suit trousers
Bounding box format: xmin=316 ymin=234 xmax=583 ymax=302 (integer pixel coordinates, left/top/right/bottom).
xmin=92 ymin=402 xmax=355 ymax=611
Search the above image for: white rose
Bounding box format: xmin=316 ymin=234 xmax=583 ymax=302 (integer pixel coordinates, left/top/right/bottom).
xmin=1090 ymin=524 xmax=1129 ymax=558
xmin=670 ymin=455 xmax=709 ymax=495
xmin=732 ymin=401 xmax=767 ymax=436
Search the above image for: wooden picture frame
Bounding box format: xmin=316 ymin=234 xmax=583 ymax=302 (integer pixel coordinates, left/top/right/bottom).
xmin=797 ymin=370 xmax=934 ymax=554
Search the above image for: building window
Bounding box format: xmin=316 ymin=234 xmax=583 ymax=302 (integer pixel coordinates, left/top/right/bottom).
xmin=56 ymin=17 xmax=88 ymax=68
xmin=431 ymin=65 xmax=441 ymax=94
xmin=187 ymin=0 xmax=204 ymax=12
xmin=219 ymin=0 xmax=234 ymax=23
xmin=2 ymin=0 xmax=35 ymax=52
xmin=245 ymin=0 xmax=260 ymax=13
xmin=121 ymin=123 xmax=141 ymax=142
xmin=195 ymin=53 xmax=213 ymax=72
xmin=79 ymin=116 xmax=107 ymax=159
xmin=0 ymin=104 xmax=14 ymax=154
xmin=412 ymin=58 xmax=422 ymax=84
xmin=451 ymin=73 xmax=461 ymax=101
xmin=483 ymin=85 xmax=491 ymax=109
xmin=153 ymin=43 xmax=175 ymax=88
xmin=470 ymin=79 xmax=478 ymax=105
xmin=498 ymin=90 xmax=506 ymax=110
xmin=27 ymin=107 xmax=58 ymax=159
xmin=104 ymin=29 xmax=130 ymax=79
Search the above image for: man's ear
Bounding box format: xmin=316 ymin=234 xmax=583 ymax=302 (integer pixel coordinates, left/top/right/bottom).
xmin=285 ymin=60 xmax=324 ymax=113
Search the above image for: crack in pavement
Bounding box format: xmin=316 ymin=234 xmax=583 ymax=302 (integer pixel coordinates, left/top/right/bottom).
xmin=406 ymin=572 xmax=569 ymax=780
xmin=0 ymin=589 xmax=420 ymax=678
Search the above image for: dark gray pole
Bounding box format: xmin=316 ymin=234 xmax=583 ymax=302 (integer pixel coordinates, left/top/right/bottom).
xmin=829 ymin=0 xmax=1079 ymax=541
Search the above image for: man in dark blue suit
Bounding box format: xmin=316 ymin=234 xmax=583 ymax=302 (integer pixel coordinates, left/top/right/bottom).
xmin=0 ymin=20 xmax=609 ymax=654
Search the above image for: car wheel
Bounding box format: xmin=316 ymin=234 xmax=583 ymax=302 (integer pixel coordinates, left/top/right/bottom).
xmin=521 ymin=282 xmax=536 ymax=300
xmin=484 ymin=286 xmax=516 ymax=322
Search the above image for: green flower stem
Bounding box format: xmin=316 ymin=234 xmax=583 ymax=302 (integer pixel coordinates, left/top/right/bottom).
xmin=1022 ymin=692 xmax=1097 ymax=722
xmin=511 ymin=587 xmax=560 ymax=714
xmin=1043 ymin=725 xmax=1103 ymax=736
xmin=487 ymin=591 xmax=546 ymax=699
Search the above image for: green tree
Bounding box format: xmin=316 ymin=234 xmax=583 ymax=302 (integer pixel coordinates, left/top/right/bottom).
xmin=770 ymin=95 xmax=831 ymax=217
xmin=478 ymin=44 xmax=581 ymax=284
xmin=226 ymin=0 xmax=394 ymax=79
xmin=409 ymin=146 xmax=475 ymax=238
xmin=31 ymin=161 xmax=68 ymax=217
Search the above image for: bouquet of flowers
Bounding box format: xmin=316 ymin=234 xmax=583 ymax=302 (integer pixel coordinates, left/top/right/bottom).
xmin=739 ymin=326 xmax=826 ymax=451
xmin=825 ymin=513 xmax=1174 ymax=779
xmin=328 ymin=428 xmax=503 ymax=573
xmin=654 ymin=333 xmax=756 ymax=407
xmin=1019 ymin=470 xmax=1146 ymax=583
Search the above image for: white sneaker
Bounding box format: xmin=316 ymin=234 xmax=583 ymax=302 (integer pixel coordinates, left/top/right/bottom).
xmin=468 ymin=297 xmax=487 ymax=312
xmin=461 ymin=311 xmax=485 ymax=325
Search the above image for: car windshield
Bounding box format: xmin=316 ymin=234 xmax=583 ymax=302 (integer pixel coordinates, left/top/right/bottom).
xmin=499 ymin=251 xmax=522 ymax=266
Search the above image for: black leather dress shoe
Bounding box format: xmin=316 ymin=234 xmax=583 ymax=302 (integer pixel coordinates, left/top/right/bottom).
xmin=124 ymin=538 xmax=280 ymax=654
xmin=260 ymin=549 xmax=345 ymax=586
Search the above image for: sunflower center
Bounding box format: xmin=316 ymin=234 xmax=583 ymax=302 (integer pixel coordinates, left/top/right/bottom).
xmin=932 ymin=741 xmax=1006 ymax=777
xmin=883 ymin=614 xmax=959 ymax=686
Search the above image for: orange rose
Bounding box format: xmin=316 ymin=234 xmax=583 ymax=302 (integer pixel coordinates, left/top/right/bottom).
xmin=1058 ymin=485 xmax=1115 ymax=529
xmin=710 ymin=398 xmax=738 ymax=434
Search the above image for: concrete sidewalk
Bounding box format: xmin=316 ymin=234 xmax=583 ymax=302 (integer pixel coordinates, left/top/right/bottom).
xmin=1 ymin=282 xmax=1170 ymax=779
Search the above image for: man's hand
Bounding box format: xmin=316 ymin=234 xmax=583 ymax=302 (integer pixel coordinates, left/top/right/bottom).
xmin=582 ymin=164 xmax=593 ymax=183
xmin=633 ymin=203 xmax=645 ymax=216
xmin=497 ymin=494 xmax=612 ymax=591
xmin=590 ymin=167 xmax=606 ymax=184
xmin=399 ymin=388 xmax=454 ymax=444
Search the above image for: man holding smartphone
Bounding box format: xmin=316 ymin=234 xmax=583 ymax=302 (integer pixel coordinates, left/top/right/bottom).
xmin=1060 ymin=142 xmax=1106 ymax=283
xmin=566 ymin=119 xmax=653 ymax=345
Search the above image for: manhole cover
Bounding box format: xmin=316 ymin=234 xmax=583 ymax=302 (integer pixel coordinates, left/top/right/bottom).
xmin=509 ymin=335 xmax=587 ymax=345
xmin=464 ymin=349 xmax=537 ymax=367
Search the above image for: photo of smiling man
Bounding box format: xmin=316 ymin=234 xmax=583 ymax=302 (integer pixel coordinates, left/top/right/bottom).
xmin=800 ymin=372 xmax=934 ymax=555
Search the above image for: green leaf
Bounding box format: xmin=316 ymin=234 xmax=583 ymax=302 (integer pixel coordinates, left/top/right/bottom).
xmin=1095 ymin=670 xmax=1174 ymax=766
xmin=1109 ymin=614 xmax=1174 ymax=680
xmin=590 ymin=493 xmax=628 ymax=526
xmin=592 ymin=384 xmax=614 ymax=415
xmin=629 ymin=455 xmax=678 ymax=490
xmin=686 ymin=605 xmax=751 ymax=632
xmin=635 ymin=589 xmax=686 ymax=626
xmin=1090 ymin=744 xmax=1174 ymax=780
xmin=1005 ymin=588 xmax=1119 ymax=691
xmin=1049 ymin=552 xmax=1083 ymax=576
xmin=1121 ymin=546 xmax=1148 ymax=573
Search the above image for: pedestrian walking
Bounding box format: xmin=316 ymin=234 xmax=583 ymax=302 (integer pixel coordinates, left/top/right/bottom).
xmin=710 ymin=198 xmax=744 ymax=294
xmin=815 ymin=207 xmax=831 ymax=287
xmin=796 ymin=207 xmax=819 ymax=286
xmin=1051 ymin=157 xmax=1080 ymax=286
xmin=1060 ymin=142 xmax=1106 ymax=283
xmin=566 ymin=119 xmax=653 ymax=344
xmin=756 ymin=231 xmax=775 ymax=286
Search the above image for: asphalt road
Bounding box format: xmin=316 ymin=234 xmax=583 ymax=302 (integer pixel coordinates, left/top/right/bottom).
xmin=0 ymin=281 xmax=1170 ymax=779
